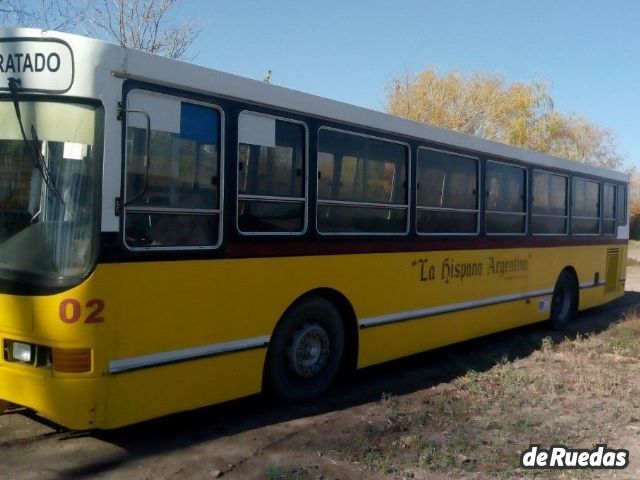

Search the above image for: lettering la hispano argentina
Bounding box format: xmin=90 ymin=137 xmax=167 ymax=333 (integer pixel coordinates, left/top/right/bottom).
xmin=413 ymin=256 xmax=529 ymax=283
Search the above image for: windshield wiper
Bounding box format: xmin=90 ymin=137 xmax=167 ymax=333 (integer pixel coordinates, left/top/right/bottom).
xmin=7 ymin=78 xmax=65 ymax=207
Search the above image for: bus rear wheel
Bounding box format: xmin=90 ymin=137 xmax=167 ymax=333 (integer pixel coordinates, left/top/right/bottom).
xmin=265 ymin=297 xmax=344 ymax=402
xmin=550 ymin=270 xmax=578 ymax=330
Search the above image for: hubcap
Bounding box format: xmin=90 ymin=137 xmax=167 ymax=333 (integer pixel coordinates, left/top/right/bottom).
xmin=288 ymin=323 xmax=330 ymax=378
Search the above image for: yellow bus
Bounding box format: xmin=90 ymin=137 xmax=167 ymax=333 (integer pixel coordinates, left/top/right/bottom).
xmin=0 ymin=29 xmax=628 ymax=429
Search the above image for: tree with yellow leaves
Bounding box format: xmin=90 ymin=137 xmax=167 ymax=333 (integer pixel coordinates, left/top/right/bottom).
xmin=386 ymin=69 xmax=623 ymax=170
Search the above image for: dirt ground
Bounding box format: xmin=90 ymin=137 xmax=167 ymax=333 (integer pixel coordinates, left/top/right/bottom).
xmin=2 ymin=248 xmax=640 ymax=480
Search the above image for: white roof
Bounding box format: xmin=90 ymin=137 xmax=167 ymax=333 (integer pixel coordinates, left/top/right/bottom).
xmin=0 ymin=27 xmax=628 ymax=183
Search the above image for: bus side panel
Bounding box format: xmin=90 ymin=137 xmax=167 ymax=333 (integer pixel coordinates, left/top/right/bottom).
xmin=355 ymin=244 xmax=624 ymax=368
xmin=360 ymin=299 xmax=549 ymax=366
xmin=100 ymin=258 xmax=325 ymax=428
xmin=577 ymin=243 xmax=626 ymax=311
xmin=104 ymin=349 xmax=266 ymax=429
xmin=96 ymin=243 xmax=622 ymax=427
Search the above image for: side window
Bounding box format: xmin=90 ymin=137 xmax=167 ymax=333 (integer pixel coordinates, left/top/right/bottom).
xmin=571 ymin=178 xmax=600 ymax=234
xmin=123 ymin=91 xmax=222 ymax=249
xmin=317 ymin=129 xmax=408 ymax=234
xmin=416 ymin=148 xmax=478 ymax=234
xmin=237 ymin=112 xmax=306 ymax=233
xmin=532 ymin=170 xmax=568 ymax=234
xmin=485 ymin=161 xmax=527 ymax=234
xmin=617 ymin=184 xmax=627 ymax=226
xmin=602 ymin=183 xmax=616 ymax=235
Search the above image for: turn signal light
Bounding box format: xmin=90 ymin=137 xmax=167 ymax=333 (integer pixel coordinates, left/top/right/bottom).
xmin=52 ymin=348 xmax=92 ymax=373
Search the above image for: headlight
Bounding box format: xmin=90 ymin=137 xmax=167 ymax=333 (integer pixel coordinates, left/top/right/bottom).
xmin=3 ymin=340 xmax=52 ymax=367
xmin=11 ymin=342 xmax=32 ymax=363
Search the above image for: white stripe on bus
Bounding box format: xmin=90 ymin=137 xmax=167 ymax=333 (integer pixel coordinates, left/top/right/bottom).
xmin=359 ymin=280 xmax=605 ymax=329
xmin=108 ymin=335 xmax=270 ymax=374
xmin=359 ymin=288 xmax=554 ymax=329
xmin=109 ymin=281 xmax=607 ymax=371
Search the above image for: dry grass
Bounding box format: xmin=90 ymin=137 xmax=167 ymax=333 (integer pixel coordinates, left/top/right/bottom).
xmin=325 ymin=310 xmax=640 ymax=479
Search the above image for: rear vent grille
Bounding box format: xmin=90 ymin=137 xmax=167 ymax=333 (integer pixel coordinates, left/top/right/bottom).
xmin=605 ymin=248 xmax=620 ymax=293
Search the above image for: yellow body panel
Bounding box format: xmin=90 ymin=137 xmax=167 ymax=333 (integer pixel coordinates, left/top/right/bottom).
xmin=0 ymin=243 xmax=626 ymax=429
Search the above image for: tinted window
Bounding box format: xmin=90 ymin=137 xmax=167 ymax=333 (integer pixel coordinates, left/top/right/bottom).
xmin=124 ymin=213 xmax=219 ymax=247
xmin=127 ymin=129 xmax=219 ymax=210
xmin=317 ymin=205 xmax=406 ymax=233
xmin=124 ymin=92 xmax=221 ymax=248
xmin=416 ymin=148 xmax=478 ymax=234
xmin=602 ymin=183 xmax=616 ymax=235
xmin=238 ymin=113 xmax=305 ymax=233
xmin=532 ymin=171 xmax=567 ymax=234
xmin=237 ymin=201 xmax=303 ymax=233
xmin=317 ymin=129 xmax=408 ymax=234
xmin=485 ymin=161 xmax=526 ymax=234
xmin=571 ymin=178 xmax=600 ymax=234
xmin=617 ymin=185 xmax=627 ymax=226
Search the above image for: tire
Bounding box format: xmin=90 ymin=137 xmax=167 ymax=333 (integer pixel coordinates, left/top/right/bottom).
xmin=0 ymin=400 xmax=8 ymax=413
xmin=550 ymin=270 xmax=578 ymax=330
xmin=264 ymin=297 xmax=345 ymax=402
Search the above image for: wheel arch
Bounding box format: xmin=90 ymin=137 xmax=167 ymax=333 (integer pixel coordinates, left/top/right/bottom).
xmin=267 ymin=288 xmax=359 ymax=382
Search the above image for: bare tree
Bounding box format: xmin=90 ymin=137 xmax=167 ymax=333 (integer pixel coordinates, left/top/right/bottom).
xmin=87 ymin=0 xmax=202 ymax=59
xmin=1 ymin=0 xmax=202 ymax=60
xmin=0 ymin=0 xmax=86 ymax=31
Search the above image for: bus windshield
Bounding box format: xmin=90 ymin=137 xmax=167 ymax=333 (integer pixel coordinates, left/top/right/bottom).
xmin=0 ymin=100 xmax=102 ymax=288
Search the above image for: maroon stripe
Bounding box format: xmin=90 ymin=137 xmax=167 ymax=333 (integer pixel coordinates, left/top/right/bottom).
xmin=225 ymin=237 xmax=627 ymax=259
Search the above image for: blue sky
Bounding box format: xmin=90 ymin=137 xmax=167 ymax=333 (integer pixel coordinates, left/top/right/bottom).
xmin=184 ymin=0 xmax=639 ymax=168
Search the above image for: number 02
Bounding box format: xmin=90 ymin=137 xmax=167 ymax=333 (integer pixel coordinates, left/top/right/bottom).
xmin=59 ymin=299 xmax=105 ymax=324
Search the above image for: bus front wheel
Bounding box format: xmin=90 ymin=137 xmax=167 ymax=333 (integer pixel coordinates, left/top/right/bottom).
xmin=265 ymin=297 xmax=344 ymax=402
xmin=550 ymin=270 xmax=578 ymax=330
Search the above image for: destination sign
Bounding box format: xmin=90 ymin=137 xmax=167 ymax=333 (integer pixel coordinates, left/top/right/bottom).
xmin=0 ymin=39 xmax=74 ymax=93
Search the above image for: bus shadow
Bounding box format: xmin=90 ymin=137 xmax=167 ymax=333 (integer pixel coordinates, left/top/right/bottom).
xmin=62 ymin=290 xmax=640 ymax=479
